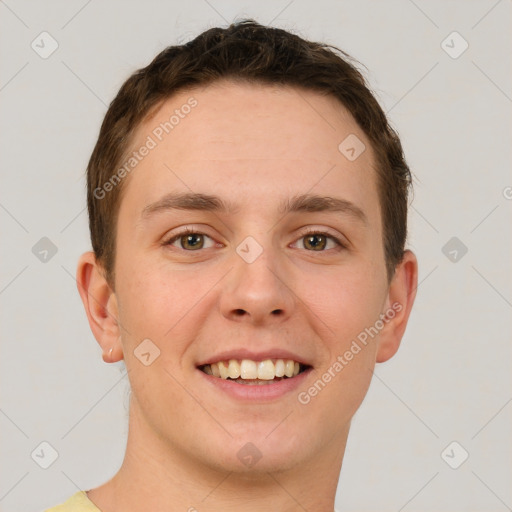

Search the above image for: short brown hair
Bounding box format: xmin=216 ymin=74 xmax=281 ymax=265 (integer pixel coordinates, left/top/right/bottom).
xmin=86 ymin=19 xmax=411 ymax=286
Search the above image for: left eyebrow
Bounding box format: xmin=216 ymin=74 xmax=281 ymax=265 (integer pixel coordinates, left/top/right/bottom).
xmin=140 ymin=191 xmax=367 ymax=225
xmin=280 ymin=193 xmax=368 ymax=225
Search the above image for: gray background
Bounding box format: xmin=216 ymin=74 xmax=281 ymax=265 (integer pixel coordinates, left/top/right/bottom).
xmin=0 ymin=1 xmax=511 ymax=511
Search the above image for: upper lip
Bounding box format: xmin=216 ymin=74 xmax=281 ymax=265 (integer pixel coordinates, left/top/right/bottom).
xmin=197 ymin=348 xmax=312 ymax=367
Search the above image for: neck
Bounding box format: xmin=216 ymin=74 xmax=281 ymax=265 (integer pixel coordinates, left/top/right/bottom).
xmin=87 ymin=400 xmax=348 ymax=512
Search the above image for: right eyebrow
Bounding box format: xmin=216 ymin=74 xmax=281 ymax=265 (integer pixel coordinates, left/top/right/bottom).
xmin=140 ymin=192 xmax=240 ymax=220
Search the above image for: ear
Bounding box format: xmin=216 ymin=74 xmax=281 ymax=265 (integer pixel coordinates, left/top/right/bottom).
xmin=76 ymin=251 xmax=123 ymax=363
xmin=376 ymin=250 xmax=418 ymax=363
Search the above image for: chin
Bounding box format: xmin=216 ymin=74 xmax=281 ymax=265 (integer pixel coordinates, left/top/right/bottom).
xmin=194 ymin=426 xmax=315 ymax=475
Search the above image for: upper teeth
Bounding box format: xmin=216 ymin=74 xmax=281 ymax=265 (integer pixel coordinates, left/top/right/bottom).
xmin=202 ymin=359 xmax=301 ymax=380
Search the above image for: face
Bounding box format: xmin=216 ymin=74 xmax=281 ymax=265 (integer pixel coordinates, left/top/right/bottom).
xmin=105 ymin=81 xmax=399 ymax=473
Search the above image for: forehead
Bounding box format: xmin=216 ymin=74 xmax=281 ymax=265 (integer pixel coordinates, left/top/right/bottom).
xmin=135 ymin=80 xmax=370 ymax=160
xmin=120 ymin=80 xmax=380 ymax=224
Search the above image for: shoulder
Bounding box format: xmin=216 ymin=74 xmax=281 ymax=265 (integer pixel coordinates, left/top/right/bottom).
xmin=44 ymin=491 xmax=101 ymax=512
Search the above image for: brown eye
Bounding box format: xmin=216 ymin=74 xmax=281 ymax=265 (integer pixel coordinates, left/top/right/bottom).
xmin=293 ymin=230 xmax=344 ymax=252
xmin=180 ymin=233 xmax=204 ymax=250
xmin=164 ymin=230 xmax=216 ymax=251
xmin=303 ymin=234 xmax=328 ymax=251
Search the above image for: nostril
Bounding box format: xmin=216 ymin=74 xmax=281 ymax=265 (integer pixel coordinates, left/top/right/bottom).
xmin=234 ymin=309 xmax=246 ymax=316
xmin=271 ymin=309 xmax=283 ymax=315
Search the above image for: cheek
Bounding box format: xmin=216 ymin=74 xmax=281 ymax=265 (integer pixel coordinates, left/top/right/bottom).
xmin=295 ymin=261 xmax=384 ymax=426
xmin=294 ymin=324 xmax=376 ymax=453
xmin=293 ymin=259 xmax=383 ymax=406
xmin=295 ymin=260 xmax=386 ymax=343
xmin=115 ymin=259 xmax=219 ymax=356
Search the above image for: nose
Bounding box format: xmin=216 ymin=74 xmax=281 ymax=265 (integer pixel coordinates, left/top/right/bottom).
xmin=219 ymin=245 xmax=296 ymax=326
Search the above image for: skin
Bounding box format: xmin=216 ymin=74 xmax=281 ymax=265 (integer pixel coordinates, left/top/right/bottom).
xmin=77 ymin=80 xmax=417 ymax=512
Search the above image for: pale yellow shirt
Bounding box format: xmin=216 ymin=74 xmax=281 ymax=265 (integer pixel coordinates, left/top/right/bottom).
xmin=44 ymin=491 xmax=101 ymax=511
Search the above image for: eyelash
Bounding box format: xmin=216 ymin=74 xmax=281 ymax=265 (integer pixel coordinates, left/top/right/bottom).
xmin=163 ymin=227 xmax=346 ymax=252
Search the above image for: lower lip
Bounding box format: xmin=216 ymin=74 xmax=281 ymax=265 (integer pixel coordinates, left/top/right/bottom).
xmin=197 ymin=367 xmax=313 ymax=402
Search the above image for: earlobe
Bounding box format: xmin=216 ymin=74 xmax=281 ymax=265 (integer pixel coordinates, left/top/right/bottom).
xmin=76 ymin=252 xmax=123 ymax=362
xmin=376 ymin=250 xmax=418 ymax=363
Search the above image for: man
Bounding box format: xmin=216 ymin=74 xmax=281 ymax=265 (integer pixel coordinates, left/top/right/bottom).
xmin=47 ymin=19 xmax=417 ymax=512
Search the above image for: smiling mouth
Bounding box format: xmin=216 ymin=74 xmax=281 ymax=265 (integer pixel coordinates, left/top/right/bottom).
xmin=199 ymin=359 xmax=310 ymax=385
